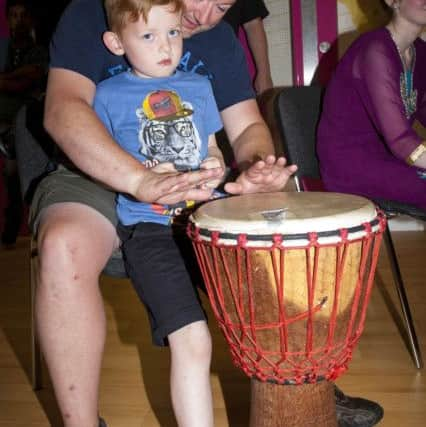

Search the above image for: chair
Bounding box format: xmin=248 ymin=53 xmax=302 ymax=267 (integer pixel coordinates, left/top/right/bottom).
xmin=13 ymin=102 xmax=129 ymax=390
xmin=274 ymin=85 xmax=424 ymax=369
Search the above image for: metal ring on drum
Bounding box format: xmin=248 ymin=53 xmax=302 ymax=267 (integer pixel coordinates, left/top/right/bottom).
xmin=187 ymin=192 xmax=386 ymax=427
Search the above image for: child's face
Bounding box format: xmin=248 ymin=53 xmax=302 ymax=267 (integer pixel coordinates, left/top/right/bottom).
xmin=119 ymin=5 xmax=183 ymax=78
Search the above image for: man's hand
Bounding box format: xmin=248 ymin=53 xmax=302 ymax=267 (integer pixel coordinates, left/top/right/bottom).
xmin=133 ymin=162 xmax=223 ymax=205
xmin=224 ymin=155 xmax=297 ymax=194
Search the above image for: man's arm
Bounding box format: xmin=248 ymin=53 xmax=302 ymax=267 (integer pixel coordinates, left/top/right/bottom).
xmin=44 ymin=68 xmax=147 ymax=193
xmin=243 ymin=17 xmax=273 ymax=94
xmin=222 ymin=98 xmax=271 ymax=163
xmin=222 ymin=99 xmax=297 ymax=194
xmin=44 ymin=68 xmax=222 ymax=203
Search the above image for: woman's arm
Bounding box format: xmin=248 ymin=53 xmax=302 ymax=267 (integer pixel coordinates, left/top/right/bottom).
xmin=244 ymin=17 xmax=273 ymax=94
xmin=359 ymin=38 xmax=425 ymax=167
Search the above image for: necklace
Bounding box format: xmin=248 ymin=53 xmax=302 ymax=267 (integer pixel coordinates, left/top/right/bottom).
xmin=387 ymin=28 xmax=417 ymax=118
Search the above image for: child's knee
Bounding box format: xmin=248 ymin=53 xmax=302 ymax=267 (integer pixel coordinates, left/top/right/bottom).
xmin=169 ymin=321 xmax=212 ymax=363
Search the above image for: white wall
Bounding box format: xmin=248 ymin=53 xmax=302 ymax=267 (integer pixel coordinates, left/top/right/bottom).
xmin=262 ymin=0 xmax=411 ymax=86
xmin=263 ymin=0 xmax=359 ymax=87
xmin=263 ymin=0 xmax=292 ymax=86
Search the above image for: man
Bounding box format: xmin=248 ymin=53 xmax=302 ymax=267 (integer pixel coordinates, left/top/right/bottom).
xmin=32 ymin=0 xmax=382 ymax=426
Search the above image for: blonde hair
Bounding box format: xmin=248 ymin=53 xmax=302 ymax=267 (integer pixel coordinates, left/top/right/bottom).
xmin=104 ymin=0 xmax=184 ymax=33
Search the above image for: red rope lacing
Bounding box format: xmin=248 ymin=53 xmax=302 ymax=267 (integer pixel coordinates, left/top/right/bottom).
xmin=188 ymin=214 xmax=386 ymax=384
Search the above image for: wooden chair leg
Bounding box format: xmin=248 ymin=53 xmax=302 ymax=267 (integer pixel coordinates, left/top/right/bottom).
xmin=383 ymin=226 xmax=423 ymax=369
xmin=30 ymin=237 xmax=43 ymax=390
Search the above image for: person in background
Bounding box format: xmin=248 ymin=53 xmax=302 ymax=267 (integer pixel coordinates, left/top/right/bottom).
xmin=0 ymin=0 xmax=8 ymax=71
xmin=0 ymin=0 xmax=47 ymax=247
xmin=0 ymin=0 xmax=47 ymax=123
xmin=318 ymin=0 xmax=426 ymax=213
xmin=224 ymin=0 xmax=273 ymax=94
xmin=318 ymin=2 xmax=425 ymax=422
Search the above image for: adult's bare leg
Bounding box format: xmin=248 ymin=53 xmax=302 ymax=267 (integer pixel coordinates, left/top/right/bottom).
xmin=35 ymin=202 xmax=119 ymax=427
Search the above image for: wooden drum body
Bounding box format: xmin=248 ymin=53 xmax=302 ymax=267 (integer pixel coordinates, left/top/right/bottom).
xmin=188 ymin=192 xmax=386 ymax=427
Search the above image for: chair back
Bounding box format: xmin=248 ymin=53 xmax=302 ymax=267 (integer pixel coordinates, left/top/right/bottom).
xmin=374 ymin=198 xmax=426 ymax=222
xmin=14 ymin=101 xmax=56 ymax=203
xmin=274 ymin=86 xmax=324 ymax=191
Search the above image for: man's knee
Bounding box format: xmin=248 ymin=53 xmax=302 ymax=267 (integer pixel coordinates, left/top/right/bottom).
xmin=36 ymin=208 xmax=116 ymax=282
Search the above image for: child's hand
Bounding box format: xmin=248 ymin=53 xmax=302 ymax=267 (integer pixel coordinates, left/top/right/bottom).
xmin=151 ymin=162 xmax=177 ymax=174
xmin=133 ymin=161 xmax=223 ymax=205
xmin=200 ymin=156 xmax=225 ymax=189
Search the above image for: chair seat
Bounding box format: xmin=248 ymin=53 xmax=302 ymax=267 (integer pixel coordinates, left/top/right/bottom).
xmin=102 ymin=248 xmax=128 ymax=279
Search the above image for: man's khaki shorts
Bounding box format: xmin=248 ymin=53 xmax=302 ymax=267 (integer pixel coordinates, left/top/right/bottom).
xmin=29 ymin=166 xmax=117 ymax=234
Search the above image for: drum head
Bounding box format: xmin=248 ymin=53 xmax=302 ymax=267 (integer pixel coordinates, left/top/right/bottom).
xmin=191 ymin=192 xmax=377 ymax=243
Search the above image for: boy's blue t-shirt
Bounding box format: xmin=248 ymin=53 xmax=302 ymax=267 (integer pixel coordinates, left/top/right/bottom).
xmin=49 ymin=0 xmax=255 ymax=111
xmin=93 ymin=70 xmax=223 ymax=226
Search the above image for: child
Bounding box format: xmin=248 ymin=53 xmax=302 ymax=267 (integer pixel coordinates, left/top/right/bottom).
xmin=93 ymin=0 xmax=225 ymax=425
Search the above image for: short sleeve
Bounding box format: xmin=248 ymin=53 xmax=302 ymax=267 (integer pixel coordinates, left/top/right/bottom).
xmin=181 ymin=22 xmax=255 ymax=111
xmin=223 ymin=0 xmax=269 ymax=33
xmin=49 ymin=0 xmax=125 ymax=84
xmin=356 ymin=37 xmax=423 ymax=161
xmin=240 ymin=0 xmax=269 ymax=24
xmin=214 ymin=28 xmax=255 ymax=110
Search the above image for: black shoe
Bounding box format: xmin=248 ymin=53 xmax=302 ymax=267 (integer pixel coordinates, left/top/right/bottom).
xmin=335 ymin=385 xmax=384 ymax=427
xmin=0 ymin=138 xmax=10 ymax=158
xmin=99 ymin=418 xmax=107 ymax=427
xmin=0 ymin=128 xmax=15 ymax=159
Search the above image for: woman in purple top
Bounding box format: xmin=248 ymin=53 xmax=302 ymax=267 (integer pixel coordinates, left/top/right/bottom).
xmin=317 ymin=0 xmax=426 ymax=211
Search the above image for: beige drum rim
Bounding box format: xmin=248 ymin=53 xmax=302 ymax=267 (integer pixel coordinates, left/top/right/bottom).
xmin=189 ymin=192 xmax=381 ymax=247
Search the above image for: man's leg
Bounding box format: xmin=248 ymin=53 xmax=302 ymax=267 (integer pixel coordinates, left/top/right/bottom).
xmin=35 ymin=202 xmax=119 ymax=427
xmin=169 ymin=321 xmax=214 ymax=427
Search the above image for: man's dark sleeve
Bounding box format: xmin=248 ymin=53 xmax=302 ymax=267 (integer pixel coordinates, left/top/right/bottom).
xmin=49 ymin=0 xmax=109 ymax=84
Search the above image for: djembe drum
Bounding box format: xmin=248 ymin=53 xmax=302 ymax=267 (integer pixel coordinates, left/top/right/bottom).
xmin=187 ymin=192 xmax=386 ymax=427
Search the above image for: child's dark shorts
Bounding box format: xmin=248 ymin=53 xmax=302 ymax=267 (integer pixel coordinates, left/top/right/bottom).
xmin=117 ymin=221 xmax=206 ymax=346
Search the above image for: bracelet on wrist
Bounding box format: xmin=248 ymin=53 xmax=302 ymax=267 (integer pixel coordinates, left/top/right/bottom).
xmin=406 ymin=141 xmax=426 ymax=165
